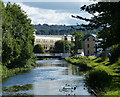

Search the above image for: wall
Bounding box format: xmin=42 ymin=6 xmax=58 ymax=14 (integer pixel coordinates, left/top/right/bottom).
xmin=82 ymin=36 xmax=96 ymax=56
xmin=34 ymin=35 xmax=74 ymax=52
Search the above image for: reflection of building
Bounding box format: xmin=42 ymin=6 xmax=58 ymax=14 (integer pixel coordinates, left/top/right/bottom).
xmin=34 ymin=35 xmax=74 ymax=51
xmin=82 ymin=34 xmax=96 ymax=56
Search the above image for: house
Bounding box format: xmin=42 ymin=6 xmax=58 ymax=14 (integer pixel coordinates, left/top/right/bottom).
xmin=82 ymin=34 xmax=96 ymax=56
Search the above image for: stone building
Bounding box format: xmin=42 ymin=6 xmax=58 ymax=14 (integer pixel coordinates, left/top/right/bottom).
xmin=82 ymin=34 xmax=96 ymax=56
xmin=34 ymin=34 xmax=74 ymax=52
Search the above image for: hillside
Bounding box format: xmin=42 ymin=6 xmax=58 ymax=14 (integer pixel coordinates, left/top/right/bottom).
xmin=34 ymin=24 xmax=100 ymax=35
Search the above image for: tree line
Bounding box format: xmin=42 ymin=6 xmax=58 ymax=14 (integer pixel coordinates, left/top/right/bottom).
xmin=34 ymin=24 xmax=99 ymax=35
xmin=2 ymin=2 xmax=35 ymax=69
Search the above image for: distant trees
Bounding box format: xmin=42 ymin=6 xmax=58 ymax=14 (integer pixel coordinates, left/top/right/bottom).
xmin=33 ymin=44 xmax=45 ymax=53
xmin=34 ymin=24 xmax=97 ymax=35
xmin=54 ymin=40 xmax=72 ymax=53
xmin=2 ymin=2 xmax=35 ymax=69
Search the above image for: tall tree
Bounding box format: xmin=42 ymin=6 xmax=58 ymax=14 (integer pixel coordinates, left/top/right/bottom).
xmin=2 ymin=2 xmax=35 ymax=68
xmin=72 ymin=32 xmax=83 ymax=54
xmin=54 ymin=40 xmax=72 ymax=53
xmin=0 ymin=1 xmax=2 ymax=64
xmin=72 ymin=2 xmax=120 ymax=49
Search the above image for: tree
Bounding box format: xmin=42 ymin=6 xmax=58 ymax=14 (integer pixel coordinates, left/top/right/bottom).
xmin=33 ymin=44 xmax=45 ymax=53
xmin=72 ymin=2 xmax=120 ymax=49
xmin=54 ymin=40 xmax=72 ymax=53
xmin=109 ymin=44 xmax=120 ymax=63
xmin=72 ymin=32 xmax=84 ymax=54
xmin=85 ymin=70 xmax=112 ymax=93
xmin=72 ymin=2 xmax=120 ymax=61
xmin=0 ymin=1 xmax=2 ymax=64
xmin=2 ymin=2 xmax=35 ymax=68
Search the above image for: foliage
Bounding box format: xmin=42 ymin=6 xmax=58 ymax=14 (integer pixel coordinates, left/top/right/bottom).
xmin=3 ymin=84 xmax=32 ymax=92
xmin=66 ymin=56 xmax=90 ymax=64
xmin=54 ymin=40 xmax=72 ymax=53
xmin=72 ymin=32 xmax=83 ymax=54
xmin=2 ymin=2 xmax=35 ymax=69
xmin=109 ymin=44 xmax=120 ymax=63
xmin=72 ymin=2 xmax=120 ymax=54
xmin=65 ymin=56 xmax=91 ymax=71
xmin=84 ymin=70 xmax=112 ymax=93
xmin=66 ymin=56 xmax=120 ymax=95
xmin=0 ymin=65 xmax=34 ymax=80
xmin=33 ymin=44 xmax=45 ymax=53
xmin=34 ymin=24 xmax=97 ymax=35
xmin=0 ymin=1 xmax=2 ymax=57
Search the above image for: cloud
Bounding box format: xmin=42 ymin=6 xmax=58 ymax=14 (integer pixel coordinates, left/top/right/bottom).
xmin=4 ymin=0 xmax=98 ymax=2
xmin=17 ymin=3 xmax=92 ymax=25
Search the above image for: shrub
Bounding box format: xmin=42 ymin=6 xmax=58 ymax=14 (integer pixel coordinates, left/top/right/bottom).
xmin=33 ymin=44 xmax=45 ymax=53
xmin=54 ymin=40 xmax=72 ymax=53
xmin=109 ymin=44 xmax=120 ymax=63
xmin=84 ymin=70 xmax=112 ymax=93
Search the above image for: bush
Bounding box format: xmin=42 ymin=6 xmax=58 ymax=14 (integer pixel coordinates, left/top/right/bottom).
xmin=54 ymin=40 xmax=72 ymax=53
xmin=33 ymin=44 xmax=45 ymax=53
xmin=84 ymin=70 xmax=112 ymax=93
xmin=109 ymin=44 xmax=120 ymax=63
xmin=66 ymin=56 xmax=90 ymax=71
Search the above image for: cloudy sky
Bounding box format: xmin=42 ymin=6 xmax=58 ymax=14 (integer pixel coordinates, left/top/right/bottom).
xmin=4 ymin=0 xmax=97 ymax=25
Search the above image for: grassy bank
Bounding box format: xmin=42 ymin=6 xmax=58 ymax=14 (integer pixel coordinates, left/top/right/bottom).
xmin=0 ymin=65 xmax=35 ymax=82
xmin=65 ymin=56 xmax=120 ymax=96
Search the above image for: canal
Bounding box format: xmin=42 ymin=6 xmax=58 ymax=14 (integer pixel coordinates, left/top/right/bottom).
xmin=2 ymin=59 xmax=94 ymax=96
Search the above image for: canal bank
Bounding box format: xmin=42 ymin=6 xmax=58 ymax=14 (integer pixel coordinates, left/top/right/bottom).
xmin=2 ymin=59 xmax=95 ymax=96
xmin=65 ymin=56 xmax=120 ymax=96
xmin=1 ymin=65 xmax=35 ymax=82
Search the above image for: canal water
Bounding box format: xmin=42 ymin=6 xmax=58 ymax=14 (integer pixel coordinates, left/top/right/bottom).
xmin=2 ymin=59 xmax=93 ymax=96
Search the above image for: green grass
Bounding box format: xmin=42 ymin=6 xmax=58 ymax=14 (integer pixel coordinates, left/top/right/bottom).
xmin=3 ymin=84 xmax=33 ymax=92
xmin=84 ymin=57 xmax=118 ymax=76
xmin=66 ymin=56 xmax=90 ymax=65
xmin=65 ymin=56 xmax=120 ymax=96
xmin=0 ymin=65 xmax=34 ymax=81
xmin=104 ymin=91 xmax=120 ymax=96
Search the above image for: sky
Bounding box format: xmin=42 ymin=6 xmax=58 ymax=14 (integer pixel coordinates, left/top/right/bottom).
xmin=3 ymin=0 xmax=97 ymax=25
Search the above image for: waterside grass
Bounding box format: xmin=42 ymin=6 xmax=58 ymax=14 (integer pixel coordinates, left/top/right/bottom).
xmin=65 ymin=56 xmax=120 ymax=96
xmin=0 ymin=65 xmax=34 ymax=82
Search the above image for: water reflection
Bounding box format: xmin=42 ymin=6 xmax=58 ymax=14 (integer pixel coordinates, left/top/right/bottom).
xmin=2 ymin=59 xmax=91 ymax=95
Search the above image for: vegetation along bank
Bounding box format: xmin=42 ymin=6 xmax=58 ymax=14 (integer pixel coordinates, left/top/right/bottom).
xmin=1 ymin=2 xmax=36 ymax=81
xmin=65 ymin=56 xmax=120 ymax=96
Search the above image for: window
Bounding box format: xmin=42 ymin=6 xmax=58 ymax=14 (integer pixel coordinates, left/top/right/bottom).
xmin=64 ymin=36 xmax=67 ymax=40
xmin=87 ymin=38 xmax=89 ymax=41
xmin=71 ymin=37 xmax=73 ymax=41
xmin=87 ymin=44 xmax=89 ymax=48
xmin=88 ymin=50 xmax=89 ymax=54
xmin=44 ymin=45 xmax=46 ymax=49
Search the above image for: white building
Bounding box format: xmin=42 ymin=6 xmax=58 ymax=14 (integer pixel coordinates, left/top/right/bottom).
xmin=34 ymin=34 xmax=74 ymax=51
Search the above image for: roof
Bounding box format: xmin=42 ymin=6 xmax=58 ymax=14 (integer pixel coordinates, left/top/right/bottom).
xmin=83 ymin=34 xmax=95 ymax=41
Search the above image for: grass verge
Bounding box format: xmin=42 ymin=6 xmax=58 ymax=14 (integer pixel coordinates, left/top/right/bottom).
xmin=65 ymin=56 xmax=120 ymax=96
xmin=0 ymin=65 xmax=34 ymax=82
